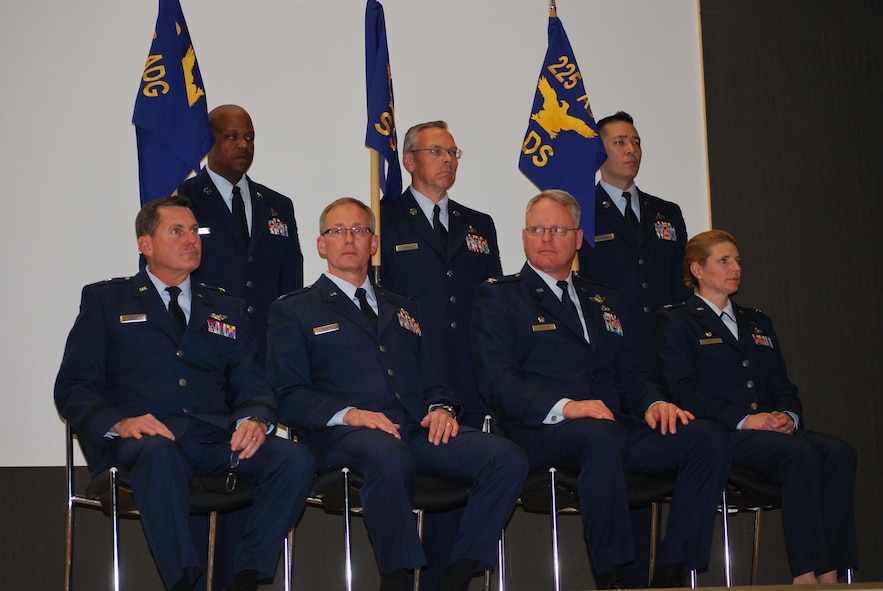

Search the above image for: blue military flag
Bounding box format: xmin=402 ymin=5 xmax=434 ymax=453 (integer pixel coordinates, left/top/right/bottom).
xmin=132 ymin=0 xmax=212 ymax=205
xmin=518 ymin=14 xmax=607 ymax=245
xmin=365 ymin=0 xmax=402 ymax=201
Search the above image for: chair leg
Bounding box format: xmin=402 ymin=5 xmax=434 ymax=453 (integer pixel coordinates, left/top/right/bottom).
xmin=206 ymin=511 xmax=218 ymax=591
xmin=342 ymin=468 xmax=354 ymax=591
xmin=110 ymin=467 xmax=122 ymax=591
xmin=65 ymin=499 xmax=75 ymax=591
xmin=846 ymin=568 xmax=854 ymax=584
xmin=720 ymin=489 xmax=732 ymax=587
xmin=283 ymin=527 xmax=294 ymax=591
xmin=751 ymin=508 xmax=763 ymax=585
xmin=549 ymin=468 xmax=561 ymax=591
xmin=689 ymin=569 xmax=698 ymax=588
xmin=648 ymin=501 xmax=660 ymax=585
xmin=414 ymin=509 xmax=426 ymax=591
xmin=495 ymin=529 xmax=506 ymax=591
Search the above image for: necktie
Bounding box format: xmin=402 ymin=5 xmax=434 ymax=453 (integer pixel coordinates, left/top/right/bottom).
xmin=623 ymin=191 xmax=640 ymax=236
xmin=556 ymin=280 xmax=580 ymax=327
xmin=356 ymin=287 xmax=378 ymax=331
xmin=232 ymin=186 xmax=249 ymax=244
xmin=166 ymin=286 xmax=187 ymax=339
xmin=720 ymin=310 xmax=738 ymax=339
xmin=433 ymin=204 xmax=448 ymax=247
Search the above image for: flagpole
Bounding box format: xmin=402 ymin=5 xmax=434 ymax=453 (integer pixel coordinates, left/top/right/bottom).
xmin=370 ymin=148 xmax=382 ymax=284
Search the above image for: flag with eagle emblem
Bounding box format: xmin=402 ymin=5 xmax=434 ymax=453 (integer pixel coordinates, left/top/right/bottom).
xmin=132 ymin=0 xmax=212 ymax=205
xmin=365 ymin=0 xmax=402 ymax=201
xmin=518 ymin=14 xmax=606 ymax=245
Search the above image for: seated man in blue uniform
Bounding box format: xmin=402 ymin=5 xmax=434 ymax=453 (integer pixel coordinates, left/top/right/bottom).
xmin=55 ymin=196 xmax=315 ymax=591
xmin=471 ymin=190 xmax=730 ymax=589
xmin=266 ymin=197 xmax=527 ymax=591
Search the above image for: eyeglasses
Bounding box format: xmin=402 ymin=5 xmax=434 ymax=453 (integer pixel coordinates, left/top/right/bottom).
xmin=226 ymin=449 xmax=240 ymax=492
xmin=409 ymin=146 xmax=464 ymax=160
xmin=525 ymin=225 xmax=579 ymax=237
xmin=322 ymin=226 xmax=374 ymax=238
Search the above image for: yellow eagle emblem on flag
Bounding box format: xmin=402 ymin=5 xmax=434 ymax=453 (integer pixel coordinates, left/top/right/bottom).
xmin=530 ymin=76 xmax=597 ymax=140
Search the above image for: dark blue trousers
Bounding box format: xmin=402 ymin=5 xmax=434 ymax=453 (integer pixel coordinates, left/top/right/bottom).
xmin=115 ymin=427 xmax=315 ymax=589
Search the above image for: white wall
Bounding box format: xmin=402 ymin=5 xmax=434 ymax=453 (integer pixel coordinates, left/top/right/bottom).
xmin=0 ymin=0 xmax=709 ymax=467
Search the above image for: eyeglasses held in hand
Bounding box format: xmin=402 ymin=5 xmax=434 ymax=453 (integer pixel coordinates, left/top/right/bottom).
xmin=409 ymin=146 xmax=464 ymax=160
xmin=524 ymin=225 xmax=579 ymax=237
xmin=322 ymin=226 xmax=374 ymax=238
xmin=226 ymin=449 xmax=240 ymax=493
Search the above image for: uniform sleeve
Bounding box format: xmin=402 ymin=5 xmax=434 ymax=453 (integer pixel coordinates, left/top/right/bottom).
xmin=54 ymin=286 xmax=128 ymax=441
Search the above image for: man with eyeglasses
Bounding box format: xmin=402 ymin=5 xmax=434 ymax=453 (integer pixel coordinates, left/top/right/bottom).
xmin=176 ymin=104 xmax=304 ymax=367
xmin=379 ymin=121 xmax=503 ymax=591
xmin=267 ymin=197 xmax=527 ymax=591
xmin=55 ymin=196 xmax=316 ymax=591
xmin=380 ymin=121 xmax=502 ymax=429
xmin=471 ymin=190 xmax=729 ymax=589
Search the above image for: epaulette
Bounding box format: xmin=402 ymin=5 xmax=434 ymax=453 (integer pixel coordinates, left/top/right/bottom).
xmin=276 ymin=285 xmax=314 ymax=301
xmin=197 ymin=282 xmax=227 ymax=294
xmin=92 ymin=276 xmax=134 ymax=287
xmin=573 ymin=274 xmax=613 ymax=290
xmin=662 ymin=302 xmax=687 ymax=310
xmin=485 ymin=273 xmax=521 ymax=284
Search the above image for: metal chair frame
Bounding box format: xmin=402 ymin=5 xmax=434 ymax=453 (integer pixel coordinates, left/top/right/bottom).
xmin=517 ymin=467 xmax=696 ymax=591
xmin=720 ymin=467 xmax=853 ymax=587
xmin=64 ymin=423 xmax=272 ymax=591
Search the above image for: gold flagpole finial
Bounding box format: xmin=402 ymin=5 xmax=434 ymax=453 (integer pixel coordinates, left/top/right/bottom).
xmin=549 ymin=0 xmax=557 ymax=17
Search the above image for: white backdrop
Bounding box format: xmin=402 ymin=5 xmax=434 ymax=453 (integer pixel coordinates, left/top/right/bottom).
xmin=0 ymin=0 xmax=709 ymax=466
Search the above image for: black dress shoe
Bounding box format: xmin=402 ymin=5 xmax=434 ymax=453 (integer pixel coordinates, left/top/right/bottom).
xmin=650 ymin=562 xmax=687 ymax=588
xmin=596 ymin=566 xmax=630 ymax=590
xmin=608 ymin=580 xmax=630 ymax=589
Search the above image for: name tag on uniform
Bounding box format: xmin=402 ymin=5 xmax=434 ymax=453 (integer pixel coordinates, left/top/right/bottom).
xmin=395 ymin=243 xmax=419 ymax=252
xmin=699 ymin=337 xmax=723 ymax=345
xmin=198 ymin=227 xmax=211 ymax=235
xmin=313 ymin=323 xmax=339 ymax=335
xmin=594 ymin=233 xmax=615 ymax=242
xmin=119 ymin=313 xmax=147 ymax=323
xmin=532 ymin=323 xmax=557 ymax=332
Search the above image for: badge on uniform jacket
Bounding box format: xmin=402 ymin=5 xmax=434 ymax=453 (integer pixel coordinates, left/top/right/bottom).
xmin=207 ymin=318 xmax=237 ymax=339
xmin=603 ymin=311 xmax=623 ymax=336
xmin=465 ymin=233 xmax=491 ymax=255
xmin=397 ymin=308 xmax=422 ymax=335
xmin=752 ymin=334 xmax=774 ymax=348
xmin=654 ymin=220 xmax=677 ymax=241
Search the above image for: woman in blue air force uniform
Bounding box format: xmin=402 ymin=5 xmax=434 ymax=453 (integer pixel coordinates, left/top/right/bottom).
xmin=654 ymin=230 xmax=857 ymax=584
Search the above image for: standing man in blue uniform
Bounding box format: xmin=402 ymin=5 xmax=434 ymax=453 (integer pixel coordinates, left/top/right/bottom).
xmin=267 ymin=197 xmax=526 ymax=591
xmin=578 ymin=112 xmax=691 ymax=584
xmin=472 ymin=190 xmax=729 ymax=589
xmin=380 ymin=121 xmax=503 ymax=590
xmin=55 ymin=196 xmax=315 ymax=591
xmin=380 ymin=121 xmax=501 ymax=429
xmin=177 ymin=104 xmax=303 ymax=366
xmin=578 ymin=111 xmax=690 ymax=377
